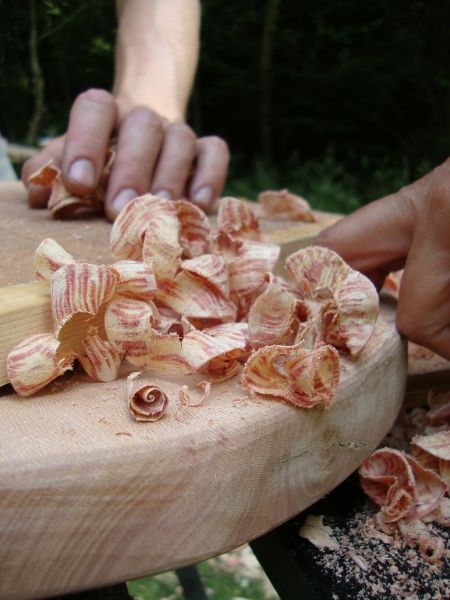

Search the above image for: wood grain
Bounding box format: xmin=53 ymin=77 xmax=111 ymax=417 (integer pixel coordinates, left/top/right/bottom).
xmin=0 ymin=182 xmax=408 ymax=599
xmin=0 ymin=305 xmax=406 ymax=599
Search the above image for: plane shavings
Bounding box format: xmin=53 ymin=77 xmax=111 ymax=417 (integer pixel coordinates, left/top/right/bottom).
xmin=299 ymin=514 xmax=340 ymax=550
xmin=28 ymin=150 xmax=115 ymax=218
xmin=360 ymin=392 xmax=450 ymax=564
xmin=127 ymin=371 xmax=168 ymax=422
xmin=7 ymin=194 xmax=381 ymax=427
xmin=258 ymin=189 xmax=316 ymax=222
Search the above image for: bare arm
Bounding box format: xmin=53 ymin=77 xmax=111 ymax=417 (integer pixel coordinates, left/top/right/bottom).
xmin=114 ymin=0 xmax=200 ymax=122
xmin=23 ymin=0 xmax=229 ymax=219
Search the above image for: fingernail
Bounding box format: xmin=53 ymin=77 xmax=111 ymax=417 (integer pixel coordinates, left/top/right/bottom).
xmin=154 ymin=189 xmax=173 ymax=200
xmin=111 ymin=188 xmax=138 ymax=216
xmin=192 ymin=186 xmax=213 ymax=209
xmin=68 ymin=159 xmax=96 ymax=187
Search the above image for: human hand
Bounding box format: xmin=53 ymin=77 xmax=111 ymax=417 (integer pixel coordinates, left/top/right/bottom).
xmin=316 ymin=159 xmax=450 ymax=359
xmin=22 ymin=89 xmax=229 ymax=220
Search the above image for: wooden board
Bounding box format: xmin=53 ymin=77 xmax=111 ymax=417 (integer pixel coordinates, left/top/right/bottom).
xmin=0 ymin=183 xmax=407 ymax=599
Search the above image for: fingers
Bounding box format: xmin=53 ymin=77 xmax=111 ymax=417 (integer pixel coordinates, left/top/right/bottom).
xmin=316 ymin=191 xmax=418 ymax=275
xmin=104 ymin=107 xmax=164 ymax=221
xmin=189 ymin=136 xmax=230 ymax=210
xmin=396 ymin=178 xmax=450 ymax=359
xmin=150 ymin=122 xmax=197 ymax=200
xmin=61 ymin=89 xmax=117 ymax=195
xmin=22 ymin=136 xmax=65 ymax=208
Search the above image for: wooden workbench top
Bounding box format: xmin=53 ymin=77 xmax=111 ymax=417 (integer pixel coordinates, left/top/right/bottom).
xmin=0 ymin=183 xmax=407 ymax=599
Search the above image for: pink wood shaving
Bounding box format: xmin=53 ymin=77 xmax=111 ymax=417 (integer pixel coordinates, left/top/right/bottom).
xmin=217 ymin=197 xmax=260 ymax=241
xmin=182 ymin=329 xmax=245 ymax=372
xmin=175 ymin=199 xmax=213 ymax=257
xmin=258 ymin=189 xmax=316 ymax=222
xmin=359 ymin=448 xmax=447 ymax=523
xmin=6 ymin=334 xmax=74 ymax=396
xmin=34 ymin=238 xmax=76 ymax=280
xmin=286 ymin=246 xmax=379 ymax=356
xmin=112 ymin=260 xmax=157 ymax=300
xmin=29 ymin=154 xmax=115 ymax=218
xmin=141 ymin=200 xmax=182 ymax=279
xmin=242 ymin=342 xmax=340 ymax=408
xmin=156 ymin=271 xmax=237 ymax=322
xmin=248 ymin=276 xmax=297 ymax=349
xmin=411 ymin=430 xmax=450 ymax=488
xmin=110 ymin=194 xmax=173 ymax=260
xmin=104 ymin=295 xmax=160 ymax=356
xmin=181 ymin=254 xmax=230 ymax=299
xmin=178 ymin=380 xmax=211 ymax=407
xmin=127 ymin=371 xmax=168 ymax=422
xmin=51 ymin=263 xmax=117 ymax=335
xmin=228 ymin=240 xmax=280 ymax=297
xmin=126 ymin=331 xmax=191 ymax=375
xmin=78 ymin=327 xmax=122 ymax=382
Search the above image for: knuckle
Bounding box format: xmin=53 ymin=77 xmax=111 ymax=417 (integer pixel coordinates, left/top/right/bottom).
xmin=202 ymin=135 xmax=229 ymax=156
xmin=428 ymin=180 xmax=450 ymax=215
xmin=76 ymin=88 xmax=114 ymax=108
xmin=167 ymin=122 xmax=196 ymax=144
xmin=128 ymin=107 xmax=163 ymax=134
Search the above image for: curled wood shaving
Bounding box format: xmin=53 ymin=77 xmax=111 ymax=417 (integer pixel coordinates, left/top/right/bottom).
xmin=112 ymin=260 xmax=157 ymax=300
xmin=217 ymin=196 xmax=260 ymax=242
xmin=258 ymin=189 xmax=315 ymax=222
xmin=248 ymin=276 xmax=296 ymax=349
xmin=359 ymin=447 xmax=447 ymax=523
xmin=29 ymin=152 xmax=114 ymax=218
xmin=286 ymin=246 xmax=379 ymax=356
xmin=78 ymin=327 xmax=122 ymax=382
xmin=51 ymin=263 xmax=117 ymax=335
xmin=34 ymin=238 xmax=75 ymax=280
xmin=411 ymin=431 xmax=450 ymax=488
xmin=242 ymin=342 xmax=340 ymax=408
xmin=127 ymin=371 xmax=168 ymax=422
xmin=178 ymin=380 xmax=211 ymax=407
xmin=6 ymin=334 xmax=74 ymax=396
xmin=299 ymin=515 xmax=339 ymax=550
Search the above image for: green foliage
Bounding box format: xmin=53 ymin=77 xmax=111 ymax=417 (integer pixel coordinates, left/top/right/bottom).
xmin=127 ymin=560 xmax=269 ymax=600
xmin=225 ymin=149 xmax=412 ymax=214
xmin=1 ymin=0 xmax=449 ymax=199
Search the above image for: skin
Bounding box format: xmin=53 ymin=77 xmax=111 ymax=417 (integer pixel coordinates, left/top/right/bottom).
xmin=317 ymin=158 xmax=450 ymax=360
xmin=22 ymin=0 xmax=229 ymax=220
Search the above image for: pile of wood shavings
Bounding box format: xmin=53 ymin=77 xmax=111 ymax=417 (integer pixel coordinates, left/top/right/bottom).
xmin=314 ymin=502 xmax=449 ymax=600
xmin=293 ymin=392 xmax=449 ymax=599
xmin=7 ymin=194 xmax=379 ymax=423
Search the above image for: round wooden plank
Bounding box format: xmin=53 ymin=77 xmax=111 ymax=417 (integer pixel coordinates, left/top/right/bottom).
xmin=0 ymin=304 xmax=406 ymax=599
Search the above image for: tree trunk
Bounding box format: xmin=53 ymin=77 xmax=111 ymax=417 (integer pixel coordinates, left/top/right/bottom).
xmin=26 ymin=0 xmax=44 ymax=145
xmin=260 ymin=0 xmax=281 ymax=161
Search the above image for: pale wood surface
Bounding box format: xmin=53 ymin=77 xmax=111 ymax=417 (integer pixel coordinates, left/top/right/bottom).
xmin=0 ymin=182 xmax=408 ymax=599
xmin=0 ymin=306 xmax=406 ymax=599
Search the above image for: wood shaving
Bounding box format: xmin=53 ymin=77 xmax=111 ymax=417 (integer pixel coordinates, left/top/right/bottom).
xmin=299 ymin=515 xmax=340 ymax=550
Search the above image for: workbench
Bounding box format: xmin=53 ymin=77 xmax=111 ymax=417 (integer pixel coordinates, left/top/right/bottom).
xmin=0 ymin=182 xmax=445 ymax=600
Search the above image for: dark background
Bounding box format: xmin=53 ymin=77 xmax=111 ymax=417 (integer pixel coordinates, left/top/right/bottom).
xmin=1 ymin=0 xmax=449 ymax=211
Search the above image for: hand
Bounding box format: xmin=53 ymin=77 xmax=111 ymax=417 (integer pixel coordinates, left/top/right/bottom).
xmin=316 ymin=159 xmax=450 ymax=359
xmin=22 ymin=89 xmax=229 ymax=220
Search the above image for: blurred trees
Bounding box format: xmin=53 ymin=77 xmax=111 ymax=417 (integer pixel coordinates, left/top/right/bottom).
xmin=1 ymin=0 xmax=450 ymax=176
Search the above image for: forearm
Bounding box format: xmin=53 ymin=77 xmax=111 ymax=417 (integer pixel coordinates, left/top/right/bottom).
xmin=114 ymin=0 xmax=200 ymax=122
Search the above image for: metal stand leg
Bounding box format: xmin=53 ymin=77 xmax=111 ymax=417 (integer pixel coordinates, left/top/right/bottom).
xmin=175 ymin=565 xmax=208 ymax=600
